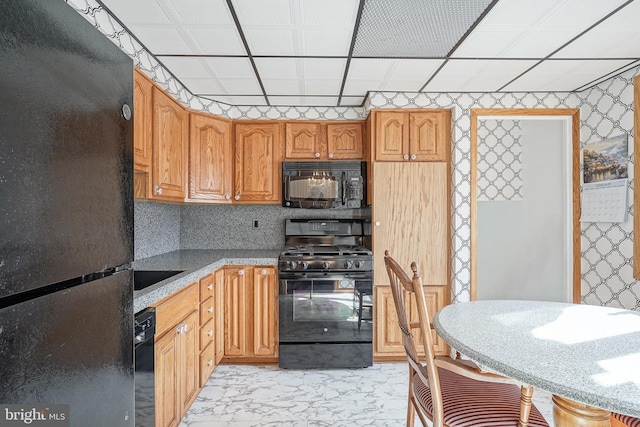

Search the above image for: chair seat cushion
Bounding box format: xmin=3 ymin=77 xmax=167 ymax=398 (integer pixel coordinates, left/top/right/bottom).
xmin=413 ymin=367 xmax=549 ymax=427
xmin=614 ymin=413 xmax=640 ymax=427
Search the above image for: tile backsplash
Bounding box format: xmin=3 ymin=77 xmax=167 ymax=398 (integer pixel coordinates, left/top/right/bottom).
xmin=134 ymin=202 xmax=181 ymax=260
xmin=134 ymin=202 xmax=370 ymax=258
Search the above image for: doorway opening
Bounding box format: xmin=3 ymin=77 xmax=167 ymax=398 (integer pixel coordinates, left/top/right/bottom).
xmin=470 ymin=109 xmax=580 ymax=303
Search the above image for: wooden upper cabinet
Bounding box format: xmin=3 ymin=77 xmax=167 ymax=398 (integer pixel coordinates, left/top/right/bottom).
xmin=234 ymin=122 xmax=282 ymax=203
xmin=374 ymin=111 xmax=408 ymax=161
xmin=152 ymin=87 xmax=188 ymax=201
xmin=283 ymin=121 xmax=364 ymax=160
xmin=285 ymin=122 xmax=323 ymax=159
xmin=373 ymin=109 xmax=450 ymax=162
xmin=188 ymin=112 xmax=232 ymax=203
xmin=327 ymin=123 xmax=363 ymax=159
xmin=410 ymin=110 xmax=450 ymax=161
xmin=133 ymin=68 xmax=153 ymax=172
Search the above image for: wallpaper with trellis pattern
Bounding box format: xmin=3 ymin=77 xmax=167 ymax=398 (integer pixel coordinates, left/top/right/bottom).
xmin=68 ymin=0 xmax=639 ymax=310
xmin=477 ymin=119 xmax=523 ymax=202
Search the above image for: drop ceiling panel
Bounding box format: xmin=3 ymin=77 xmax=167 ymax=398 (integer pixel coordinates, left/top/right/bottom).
xmin=269 ymin=96 xmax=339 ymax=106
xmin=160 ymin=57 xmax=256 ymax=80
xmin=340 ymin=96 xmax=365 ymax=106
xmin=163 ymin=0 xmax=233 ymax=24
xmin=181 ymin=27 xmax=246 ymax=55
xmin=215 ymin=78 xmax=263 ymax=95
xmin=452 ymin=0 xmax=630 ymax=58
xmin=204 ymin=95 xmax=267 ymax=106
xmin=424 ymin=60 xmax=538 ymax=92
xmin=180 ymin=78 xmax=224 ymax=94
xmin=344 ymin=59 xmax=444 ymax=94
xmin=127 ymin=25 xmax=195 ymax=54
xmin=353 ymin=0 xmax=493 ymax=57
xmin=502 ymin=59 xmax=632 ymax=92
xmin=553 ymin=1 xmax=640 ymax=58
xmin=256 ymin=58 xmax=346 ymax=94
xmin=234 ymin=0 xmax=357 ymax=56
xmin=100 ymin=0 xmax=172 ymax=24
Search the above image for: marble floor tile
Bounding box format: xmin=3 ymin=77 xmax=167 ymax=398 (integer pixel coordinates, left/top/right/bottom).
xmin=178 ymin=363 xmax=555 ymax=427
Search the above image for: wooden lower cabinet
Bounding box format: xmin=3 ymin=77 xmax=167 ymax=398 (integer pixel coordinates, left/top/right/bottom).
xmin=198 ymin=273 xmax=216 ymax=387
xmin=223 ymin=266 xmax=278 ymax=362
xmin=374 ymin=285 xmax=449 ymax=361
xmin=214 ymin=269 xmax=225 ymax=364
xmin=154 ymin=284 xmax=199 ymax=427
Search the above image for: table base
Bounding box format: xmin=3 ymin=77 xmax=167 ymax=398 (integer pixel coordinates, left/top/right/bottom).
xmin=553 ymin=395 xmax=611 ymax=427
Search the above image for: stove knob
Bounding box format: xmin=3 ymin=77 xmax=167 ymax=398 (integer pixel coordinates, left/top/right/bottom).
xmin=301 ymin=261 xmax=309 ymax=270
xmin=322 ymin=261 xmax=330 ymax=269
xmin=355 ymin=260 xmax=363 ymax=269
xmin=289 ymin=261 xmax=298 ymax=270
xmin=345 ymin=260 xmax=354 ymax=269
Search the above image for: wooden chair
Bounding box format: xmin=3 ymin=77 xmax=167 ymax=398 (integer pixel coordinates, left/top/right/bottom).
xmin=384 ymin=250 xmax=549 ymax=427
xmin=612 ymin=413 xmax=640 ymax=427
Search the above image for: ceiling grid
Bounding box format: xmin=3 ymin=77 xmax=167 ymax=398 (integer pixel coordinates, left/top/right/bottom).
xmin=96 ymin=0 xmax=640 ymax=107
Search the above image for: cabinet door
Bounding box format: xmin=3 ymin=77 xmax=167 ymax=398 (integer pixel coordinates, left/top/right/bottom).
xmin=372 ymin=162 xmax=449 ymax=288
xmin=214 ymin=269 xmax=225 ymax=364
xmin=189 ymin=112 xmax=232 ymax=202
xmin=152 ymin=88 xmax=188 ymax=201
xmin=374 ymin=111 xmax=408 ymax=161
xmin=285 ymin=122 xmax=323 ymax=159
xmin=252 ymin=267 xmax=278 ymax=357
xmin=178 ymin=312 xmax=199 ymax=417
xmin=133 ymin=69 xmax=153 ymax=172
xmin=234 ymin=123 xmax=282 ymax=203
xmin=224 ymin=267 xmax=250 ymax=356
xmin=327 ymin=123 xmax=363 ymax=159
xmin=155 ymin=331 xmax=179 ymax=427
xmin=373 ymin=286 xmax=405 ymax=358
xmin=410 ymin=111 xmax=449 ymax=162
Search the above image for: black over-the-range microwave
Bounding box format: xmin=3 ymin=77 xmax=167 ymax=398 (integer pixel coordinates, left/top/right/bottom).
xmin=282 ymin=161 xmax=367 ymax=209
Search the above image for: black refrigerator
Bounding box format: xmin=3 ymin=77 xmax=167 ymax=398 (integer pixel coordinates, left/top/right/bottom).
xmin=0 ymin=1 xmax=135 ymax=426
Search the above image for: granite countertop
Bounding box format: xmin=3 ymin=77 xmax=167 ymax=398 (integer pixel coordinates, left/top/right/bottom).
xmin=434 ymin=300 xmax=640 ymax=418
xmin=132 ymin=249 xmax=280 ymax=313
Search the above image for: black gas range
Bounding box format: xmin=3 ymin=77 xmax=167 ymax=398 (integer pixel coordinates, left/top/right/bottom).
xmin=278 ymin=219 xmax=373 ymax=369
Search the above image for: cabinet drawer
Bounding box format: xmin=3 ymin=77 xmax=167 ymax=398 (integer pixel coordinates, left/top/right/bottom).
xmin=199 ymin=341 xmax=216 ymax=388
xmin=199 ymin=274 xmax=215 ymax=300
xmin=199 ymin=318 xmax=214 ymax=351
xmin=200 ymin=296 xmax=215 ymax=325
xmin=154 ymin=283 xmax=198 ymax=338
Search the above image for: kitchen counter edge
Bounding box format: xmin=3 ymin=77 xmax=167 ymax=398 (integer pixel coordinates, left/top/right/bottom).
xmin=132 ymin=249 xmax=280 ymax=313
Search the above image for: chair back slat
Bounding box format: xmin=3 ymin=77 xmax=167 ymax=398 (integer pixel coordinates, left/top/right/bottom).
xmin=384 ymin=250 xmax=445 ymax=426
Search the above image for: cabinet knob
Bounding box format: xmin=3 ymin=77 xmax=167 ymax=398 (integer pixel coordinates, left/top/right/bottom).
xmin=234 ymin=195 xmax=240 ymax=200
xmin=411 ymin=154 xmax=417 ymax=160
xmin=154 ymin=187 xmax=163 ymax=195
xmin=403 ymin=154 xmax=409 ymax=160
xmin=328 ymin=153 xmax=334 ymax=159
xmin=261 ymin=269 xmax=267 ymax=275
xmin=208 ymin=307 xmax=213 ymax=313
xmin=182 ymin=324 xmax=188 ymax=333
xmin=375 ymin=221 xmax=381 ymax=226
xmin=225 ymin=194 xmax=231 ymax=200
xmin=315 ymin=152 xmax=320 ymax=158
xmin=208 ymin=330 xmax=213 ymax=337
xmin=238 ymin=269 xmax=244 ymax=276
xmin=207 ymin=284 xmax=213 ymax=290
xmin=207 ymin=360 xmax=213 ymax=366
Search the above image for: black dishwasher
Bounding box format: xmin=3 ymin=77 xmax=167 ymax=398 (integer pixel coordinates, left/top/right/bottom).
xmin=134 ymin=308 xmax=155 ymax=427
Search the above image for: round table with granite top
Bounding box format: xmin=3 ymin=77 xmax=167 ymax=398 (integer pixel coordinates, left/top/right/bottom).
xmin=433 ymin=300 xmax=640 ymax=427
